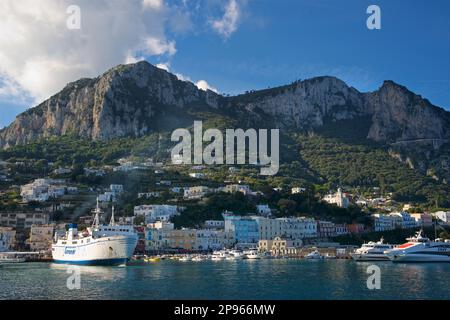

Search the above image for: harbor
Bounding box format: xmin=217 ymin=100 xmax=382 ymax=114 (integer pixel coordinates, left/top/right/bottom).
xmin=1 ymin=259 xmax=449 ymax=300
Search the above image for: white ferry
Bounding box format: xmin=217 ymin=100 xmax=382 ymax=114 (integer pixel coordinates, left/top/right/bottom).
xmin=384 ymin=230 xmax=450 ymax=263
xmin=52 ymin=202 xmax=138 ymax=266
xmin=351 ymin=238 xmax=393 ymax=261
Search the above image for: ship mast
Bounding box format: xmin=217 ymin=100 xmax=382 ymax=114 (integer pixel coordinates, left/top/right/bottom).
xmin=110 ymin=205 xmax=116 ymax=226
xmin=92 ymin=197 xmax=102 ymax=229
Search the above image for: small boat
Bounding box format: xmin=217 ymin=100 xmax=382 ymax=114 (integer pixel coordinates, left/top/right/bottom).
xmin=229 ymin=249 xmax=245 ymax=259
xmin=243 ymin=249 xmax=260 ymax=260
xmin=211 ymin=250 xmax=227 ymax=261
xmin=0 ymin=254 xmax=26 ymax=264
xmin=144 ymin=256 xmax=161 ymax=263
xmin=225 ymin=254 xmax=236 ymax=261
xmin=324 ymin=253 xmax=337 ymax=259
xmin=179 ymin=255 xmax=192 ymax=262
xmin=191 ymin=255 xmax=204 ymax=262
xmin=305 ymin=250 xmax=324 ymax=260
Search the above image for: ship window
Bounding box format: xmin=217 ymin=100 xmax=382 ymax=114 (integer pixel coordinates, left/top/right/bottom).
xmin=62 ymin=242 xmax=66 ymax=244
xmin=72 ymin=241 xmax=77 ymax=244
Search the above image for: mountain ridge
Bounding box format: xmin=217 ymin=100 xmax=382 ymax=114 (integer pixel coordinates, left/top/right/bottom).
xmin=1 ymin=60 xmax=449 ymax=149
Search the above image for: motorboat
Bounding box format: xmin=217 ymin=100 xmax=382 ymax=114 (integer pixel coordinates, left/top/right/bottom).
xmin=351 ymin=237 xmax=393 ymax=261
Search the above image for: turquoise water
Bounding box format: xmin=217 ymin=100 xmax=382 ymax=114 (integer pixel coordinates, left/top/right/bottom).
xmin=1 ymin=260 xmax=449 ymax=300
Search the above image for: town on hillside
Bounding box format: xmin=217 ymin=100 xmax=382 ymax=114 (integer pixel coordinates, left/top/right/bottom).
xmin=1 ymin=156 xmax=449 ymax=259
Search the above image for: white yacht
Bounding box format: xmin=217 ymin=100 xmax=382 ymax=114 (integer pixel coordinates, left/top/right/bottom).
xmin=243 ymin=249 xmax=260 ymax=260
xmin=52 ymin=202 xmax=138 ymax=266
xmin=229 ymin=249 xmax=245 ymax=260
xmin=351 ymin=238 xmax=393 ymax=261
xmin=211 ymin=250 xmax=227 ymax=261
xmin=305 ymin=249 xmax=324 ymax=260
xmin=179 ymin=255 xmax=192 ymax=262
xmin=384 ymin=230 xmax=450 ymax=262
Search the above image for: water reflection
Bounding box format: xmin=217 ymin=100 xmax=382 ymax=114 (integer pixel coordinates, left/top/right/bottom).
xmin=1 ymin=261 xmax=450 ymax=299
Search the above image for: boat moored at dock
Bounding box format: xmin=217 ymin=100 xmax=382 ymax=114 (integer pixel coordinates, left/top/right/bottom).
xmin=384 ymin=230 xmax=450 ymax=263
xmin=351 ymin=238 xmax=393 ymax=261
xmin=51 ymin=201 xmax=138 ymax=266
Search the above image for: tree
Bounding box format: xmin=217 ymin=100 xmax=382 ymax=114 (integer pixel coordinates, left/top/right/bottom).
xmin=277 ymin=199 xmax=297 ymax=216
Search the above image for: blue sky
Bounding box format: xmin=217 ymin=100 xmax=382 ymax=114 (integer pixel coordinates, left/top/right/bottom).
xmin=1 ymin=0 xmax=449 ymax=128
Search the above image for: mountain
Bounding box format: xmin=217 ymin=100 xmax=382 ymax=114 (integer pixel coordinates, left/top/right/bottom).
xmin=1 ymin=61 xmax=450 ymax=149
xmin=1 ymin=61 xmax=450 ymax=194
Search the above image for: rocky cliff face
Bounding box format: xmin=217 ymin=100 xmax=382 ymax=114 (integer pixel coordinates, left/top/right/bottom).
xmin=0 ymin=61 xmax=220 ymax=148
xmin=229 ymin=77 xmax=450 ymax=144
xmin=1 ymin=61 xmax=449 ymax=148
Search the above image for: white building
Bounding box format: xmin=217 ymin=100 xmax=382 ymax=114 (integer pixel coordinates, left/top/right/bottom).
xmin=434 ymin=211 xmax=450 ymax=223
xmin=204 ymin=220 xmax=225 ymax=229
xmin=323 ymin=188 xmax=350 ymax=208
xmin=189 ymin=173 xmax=206 ymax=179
xmin=170 ymin=187 xmax=184 ymax=194
xmin=138 ymin=192 xmax=161 ymax=199
xmin=184 ymin=186 xmax=210 ymax=200
xmin=256 ymin=204 xmax=271 ymax=216
xmin=221 ymin=184 xmax=252 ymax=195
xmin=194 ymin=229 xmax=234 ymax=250
xmin=20 ymin=179 xmax=69 ymax=203
xmin=98 ymin=192 xmax=114 ymax=202
xmin=372 ymin=214 xmax=396 ymax=232
xmin=110 ymin=184 xmax=124 ymax=194
xmin=389 ymin=212 xmax=417 ymax=229
xmin=134 ymin=205 xmax=180 ymax=223
xmin=291 ymin=187 xmax=306 ymax=194
xmin=53 ymin=167 xmax=72 ymax=175
xmin=84 ymin=168 xmax=106 ymax=177
xmin=0 ymin=212 xmax=50 ymax=229
xmin=253 ymin=216 xmax=317 ymax=241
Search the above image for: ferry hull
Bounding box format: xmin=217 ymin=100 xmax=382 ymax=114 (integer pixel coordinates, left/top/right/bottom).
xmin=52 ymin=235 xmax=137 ymax=266
xmin=52 ymin=258 xmax=129 ymax=266
xmin=350 ymin=253 xmax=390 ymax=261
xmin=386 ymin=253 xmax=450 ymax=263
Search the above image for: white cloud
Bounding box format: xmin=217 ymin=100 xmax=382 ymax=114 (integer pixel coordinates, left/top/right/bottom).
xmin=211 ymin=0 xmax=241 ymax=39
xmin=175 ymin=73 xmax=219 ymax=93
xmin=145 ymin=37 xmax=177 ymax=56
xmin=195 ymin=80 xmax=218 ymax=93
xmin=156 ymin=62 xmax=171 ymax=72
xmin=0 ymin=0 xmax=180 ymax=104
xmin=142 ymin=0 xmax=163 ymax=10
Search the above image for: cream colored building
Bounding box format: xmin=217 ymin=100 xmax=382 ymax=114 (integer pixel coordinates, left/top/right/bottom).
xmin=29 ymin=224 xmax=54 ymax=251
xmin=183 ymin=186 xmax=210 ymax=199
xmin=0 ymin=212 xmax=50 ymax=229
xmin=323 ymin=188 xmax=350 ymax=208
xmin=258 ymin=237 xmax=301 ymax=256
